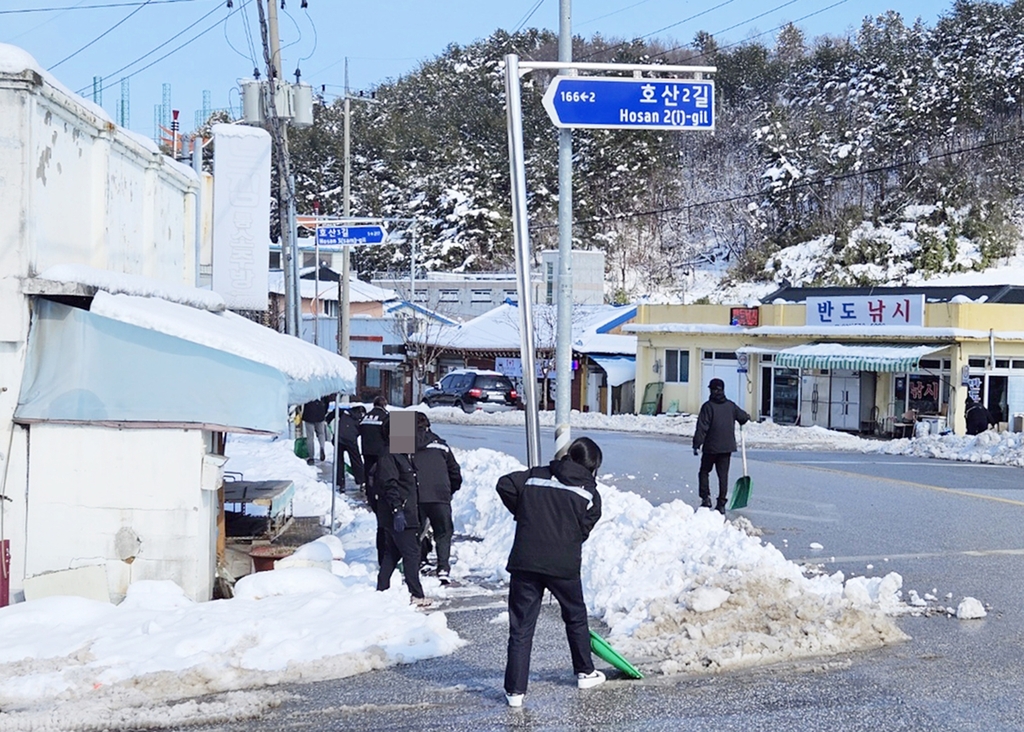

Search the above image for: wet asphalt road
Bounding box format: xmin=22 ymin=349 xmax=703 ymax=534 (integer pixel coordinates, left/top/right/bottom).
xmin=194 ymin=424 xmax=1024 ymax=731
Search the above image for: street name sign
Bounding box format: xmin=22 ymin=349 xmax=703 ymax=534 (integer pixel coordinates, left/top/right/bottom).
xmin=541 ymin=76 xmax=714 ymax=131
xmin=315 ymin=224 xmax=387 ymax=248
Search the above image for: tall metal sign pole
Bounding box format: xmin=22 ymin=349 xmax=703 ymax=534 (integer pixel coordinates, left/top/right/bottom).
xmin=505 ymin=56 xmax=715 ymax=467
xmin=554 ymin=0 xmax=574 ymax=459
xmin=504 ymin=54 xmax=543 ymax=467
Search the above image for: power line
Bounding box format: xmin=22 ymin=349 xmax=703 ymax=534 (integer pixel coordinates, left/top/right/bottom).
xmin=578 ymin=0 xmax=737 ymax=61
xmin=536 ymin=132 xmax=1024 ymax=230
xmin=47 ymin=0 xmax=155 ymax=71
xmin=512 ymin=0 xmax=546 ymax=35
xmin=654 ymin=0 xmax=851 ymax=61
xmin=6 ymin=0 xmax=87 ymax=42
xmin=2 ymin=0 xmax=195 ymax=15
xmin=77 ymin=1 xmax=225 ymax=94
xmin=576 ymin=0 xmax=655 ymax=29
xmin=89 ymin=0 xmax=250 ymax=97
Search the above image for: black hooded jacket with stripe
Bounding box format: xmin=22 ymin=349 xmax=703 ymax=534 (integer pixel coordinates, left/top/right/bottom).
xmin=496 ymin=457 xmax=602 ymax=580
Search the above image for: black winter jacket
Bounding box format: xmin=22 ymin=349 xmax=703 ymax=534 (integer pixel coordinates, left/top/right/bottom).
xmin=373 ymin=427 xmax=462 ymax=528
xmin=301 ymin=398 xmax=328 ymax=423
xmin=966 ymin=403 xmax=995 ymax=435
xmin=359 ymin=406 xmax=389 ymax=457
xmin=496 ymin=457 xmax=602 ymax=580
xmin=693 ymin=390 xmax=751 ymax=454
xmin=328 ymin=409 xmax=362 ymax=445
xmin=374 ymin=452 xmax=420 ymax=531
xmin=414 ymin=429 xmax=463 ymax=503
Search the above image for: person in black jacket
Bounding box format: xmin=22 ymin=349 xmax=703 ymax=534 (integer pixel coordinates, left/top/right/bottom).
xmin=300 ymin=396 xmax=329 ymax=464
xmin=373 ymin=415 xmax=426 ymax=603
xmin=496 ymin=437 xmax=605 ymax=707
xmin=693 ymin=378 xmax=751 ymax=513
xmin=359 ymin=396 xmax=389 ymax=488
xmin=328 ymin=405 xmax=365 ymax=491
xmin=411 ymin=412 xmax=462 ymax=584
xmin=965 ymin=396 xmax=995 ymax=435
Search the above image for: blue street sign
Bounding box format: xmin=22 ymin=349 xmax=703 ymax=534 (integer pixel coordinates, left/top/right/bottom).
xmin=541 ymin=76 xmax=715 ymax=131
xmin=315 ymin=225 xmax=387 ymax=247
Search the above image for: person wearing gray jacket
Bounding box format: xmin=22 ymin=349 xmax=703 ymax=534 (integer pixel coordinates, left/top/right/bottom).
xmin=692 ymin=378 xmax=750 ymax=513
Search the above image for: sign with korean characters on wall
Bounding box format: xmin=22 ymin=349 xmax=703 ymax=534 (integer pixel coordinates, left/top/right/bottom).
xmin=805 ymin=295 xmax=925 ymax=327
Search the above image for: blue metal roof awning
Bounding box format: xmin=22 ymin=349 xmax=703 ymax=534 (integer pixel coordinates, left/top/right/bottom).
xmin=773 ymin=343 xmax=948 ymax=372
xmin=16 ymin=300 xmax=289 ymax=433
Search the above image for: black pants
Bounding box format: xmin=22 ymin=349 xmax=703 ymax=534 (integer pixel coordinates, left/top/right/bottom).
xmin=363 ymin=453 xmax=381 ymax=489
xmin=418 ymin=502 xmax=453 ymax=573
xmin=337 ymin=440 xmax=364 ymax=487
xmin=698 ymin=452 xmax=732 ymax=505
xmin=377 ymin=525 xmax=424 ymax=599
xmin=504 ymin=570 xmax=594 ymax=696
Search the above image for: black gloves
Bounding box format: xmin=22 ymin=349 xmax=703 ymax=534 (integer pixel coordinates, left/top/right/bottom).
xmin=693 ymin=448 xmax=699 ymax=456
xmin=393 ymin=511 xmax=407 ymax=532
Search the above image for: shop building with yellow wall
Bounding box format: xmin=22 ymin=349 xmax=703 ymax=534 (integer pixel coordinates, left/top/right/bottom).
xmin=625 ymin=285 xmax=1024 ymax=436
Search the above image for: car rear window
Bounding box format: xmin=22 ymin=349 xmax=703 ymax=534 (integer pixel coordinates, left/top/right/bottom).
xmin=475 ymin=376 xmax=513 ymax=390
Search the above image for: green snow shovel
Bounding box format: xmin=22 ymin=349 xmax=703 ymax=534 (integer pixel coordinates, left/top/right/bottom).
xmin=589 ymin=630 xmax=643 ymax=679
xmin=729 ymin=424 xmax=751 ymax=510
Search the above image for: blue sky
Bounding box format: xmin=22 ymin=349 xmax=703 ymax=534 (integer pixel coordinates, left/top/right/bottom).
xmin=3 ymin=0 xmax=951 ymax=138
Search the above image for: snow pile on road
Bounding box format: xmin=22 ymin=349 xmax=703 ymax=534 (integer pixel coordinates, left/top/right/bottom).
xmin=426 ymin=406 xmax=867 ymax=450
xmin=428 ymin=404 xmax=1024 ymax=465
xmin=863 ymin=429 xmax=1024 ymax=467
xmin=451 ymin=448 xmax=909 ymax=675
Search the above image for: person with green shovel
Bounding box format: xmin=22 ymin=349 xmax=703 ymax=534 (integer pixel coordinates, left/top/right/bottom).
xmin=693 ymin=378 xmax=750 ymax=513
xmin=496 ymin=437 xmax=605 ymax=708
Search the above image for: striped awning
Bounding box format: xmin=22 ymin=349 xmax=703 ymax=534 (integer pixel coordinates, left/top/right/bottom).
xmin=773 ymin=343 xmax=947 ymax=372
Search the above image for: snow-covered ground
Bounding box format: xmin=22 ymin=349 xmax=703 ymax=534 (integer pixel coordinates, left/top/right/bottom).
xmin=0 ymin=413 xmax=999 ymax=729
xmin=426 ymin=405 xmax=1024 ymax=467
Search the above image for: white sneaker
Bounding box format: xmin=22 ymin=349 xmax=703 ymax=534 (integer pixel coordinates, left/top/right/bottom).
xmin=437 ymin=569 xmax=450 ymax=585
xmin=577 ymin=669 xmax=606 ymax=689
xmin=505 ymin=692 xmax=524 ymax=707
xmin=412 ymin=596 xmax=434 ymax=609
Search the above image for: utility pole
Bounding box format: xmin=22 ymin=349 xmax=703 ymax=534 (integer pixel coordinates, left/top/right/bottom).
xmin=261 ymin=0 xmax=300 ymax=336
xmin=554 ymin=0 xmax=574 ymax=458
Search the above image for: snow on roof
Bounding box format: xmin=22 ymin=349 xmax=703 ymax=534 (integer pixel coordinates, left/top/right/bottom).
xmin=38 ymin=264 xmax=226 ymax=311
xmin=424 ymin=302 xmax=637 ymax=352
xmin=90 ymin=291 xmax=355 ymax=402
xmin=1 ymin=42 xmax=112 ymax=125
xmin=268 ymin=271 xmax=398 ymax=303
xmin=212 ymin=122 xmax=271 ymax=140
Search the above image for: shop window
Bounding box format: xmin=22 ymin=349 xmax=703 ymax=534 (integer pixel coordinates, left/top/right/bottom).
xmin=665 ymin=349 xmax=689 ymax=383
xmin=1013 ymin=360 xmax=1024 ymax=370
xmin=969 ymin=358 xmax=987 ymax=368
xmin=908 ymin=374 xmax=940 ymax=415
xmin=996 ymin=359 xmax=1010 ymax=369
xmin=920 ymin=359 xmax=941 ymax=369
xmin=365 ymin=367 xmax=381 ymax=388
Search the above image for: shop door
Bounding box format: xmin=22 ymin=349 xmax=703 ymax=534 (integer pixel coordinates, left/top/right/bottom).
xmin=771 ymin=368 xmax=800 ymax=425
xmin=800 ymin=373 xmax=830 ymax=428
xmin=702 ymin=354 xmax=744 ymax=406
xmin=829 ymin=371 xmax=860 ymax=431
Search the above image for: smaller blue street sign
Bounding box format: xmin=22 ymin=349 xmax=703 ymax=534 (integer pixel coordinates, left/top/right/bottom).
xmin=542 ymin=76 xmax=715 ymax=131
xmin=315 ymin=225 xmax=387 ymax=247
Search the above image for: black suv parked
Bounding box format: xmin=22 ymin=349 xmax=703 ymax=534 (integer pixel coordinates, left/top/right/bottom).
xmin=422 ymin=369 xmax=520 ymax=413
